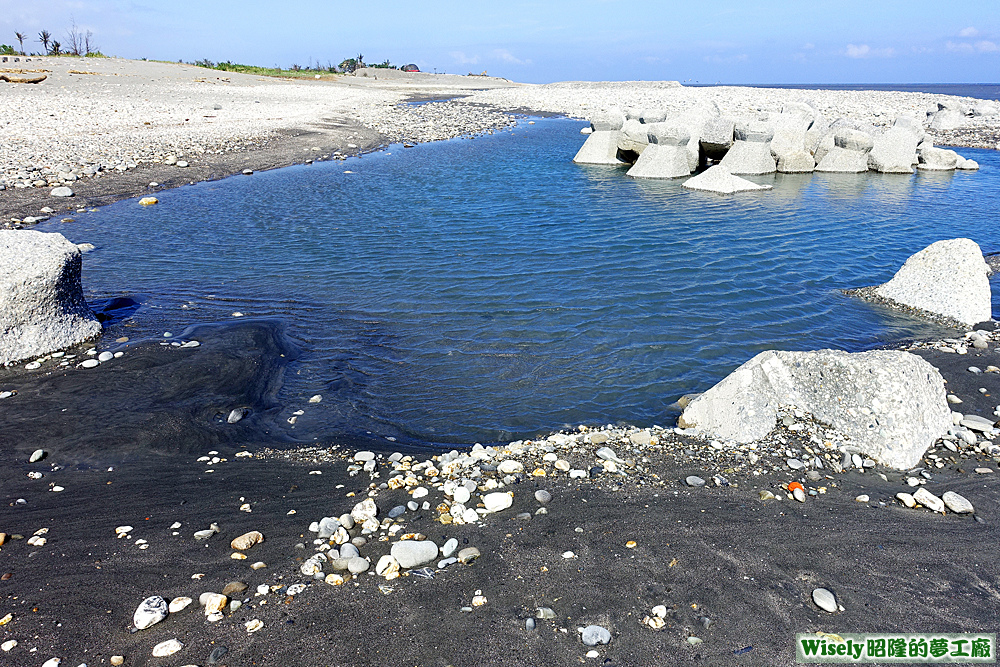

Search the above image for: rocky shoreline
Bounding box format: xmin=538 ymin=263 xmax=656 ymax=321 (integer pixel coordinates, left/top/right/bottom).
xmin=3 ymin=58 xmax=999 ymax=225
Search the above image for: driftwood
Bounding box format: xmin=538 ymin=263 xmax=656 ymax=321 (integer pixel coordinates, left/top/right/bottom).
xmin=0 ymin=73 xmax=47 ymax=83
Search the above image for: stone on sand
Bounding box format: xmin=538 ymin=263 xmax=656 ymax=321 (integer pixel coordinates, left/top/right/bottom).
xmin=0 ymin=231 xmax=102 ymax=364
xmin=390 ymin=540 xmax=439 ymax=569
xmin=812 ymin=588 xmax=838 ymax=613
xmin=231 ymin=530 xmax=264 ymax=550
xmin=678 ymin=349 xmax=951 ymax=469
xmin=942 ymin=491 xmax=974 ymax=514
xmin=913 ymin=487 xmax=945 ymax=512
xmin=682 ymin=165 xmax=772 ymax=194
xmin=133 ymin=595 xmax=168 ymax=630
xmin=581 ymin=625 xmax=612 ymax=646
xmin=872 ymin=238 xmax=992 ymax=326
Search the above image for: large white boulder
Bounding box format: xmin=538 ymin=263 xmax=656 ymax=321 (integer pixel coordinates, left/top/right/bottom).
xmin=916 ymin=146 xmax=959 ymax=171
xmin=868 ymin=121 xmax=920 ymax=174
xmin=573 ymin=111 xmax=627 ymax=165
xmin=678 ymin=349 xmax=951 ymax=469
xmin=1 ymin=231 xmax=102 ymax=364
xmin=873 ymin=238 xmax=992 ymax=326
xmin=681 ymin=165 xmax=772 ymax=194
xmin=617 ymin=117 xmax=649 ymax=155
xmin=815 ymin=129 xmax=874 ymax=173
xmin=770 ymin=109 xmax=814 ymax=169
xmin=929 ymin=101 xmax=966 ymax=131
xmin=719 ymin=122 xmax=776 ymax=175
xmin=627 ymin=125 xmax=692 ymax=179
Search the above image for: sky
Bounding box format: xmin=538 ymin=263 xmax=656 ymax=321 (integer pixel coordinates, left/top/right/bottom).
xmin=2 ymin=0 xmax=998 ymax=84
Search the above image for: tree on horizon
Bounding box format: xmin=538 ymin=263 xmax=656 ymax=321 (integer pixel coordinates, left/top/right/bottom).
xmin=14 ymin=32 xmax=25 ymax=55
xmin=38 ymin=30 xmax=50 ymax=53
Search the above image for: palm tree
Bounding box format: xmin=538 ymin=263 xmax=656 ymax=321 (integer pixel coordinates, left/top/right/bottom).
xmin=50 ymin=40 xmax=61 ymax=55
xmin=356 ymin=53 xmax=364 ymax=68
xmin=38 ymin=30 xmax=50 ymax=53
xmin=14 ymin=32 xmax=25 ymax=55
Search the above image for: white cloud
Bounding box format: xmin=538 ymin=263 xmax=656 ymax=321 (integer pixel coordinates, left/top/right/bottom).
xmin=493 ymin=48 xmax=531 ymax=65
xmin=959 ymin=26 xmax=979 ymax=37
xmin=802 ymin=42 xmax=815 ymax=50
xmin=450 ymin=51 xmax=479 ymax=65
xmin=947 ymin=40 xmax=999 ymax=53
xmin=845 ymin=43 xmax=895 ymax=58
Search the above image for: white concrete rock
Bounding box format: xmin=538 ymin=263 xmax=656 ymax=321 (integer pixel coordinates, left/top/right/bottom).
xmin=868 ymin=123 xmax=920 ymax=174
xmin=719 ymin=122 xmax=776 ymax=175
xmin=627 ymin=124 xmax=692 ymax=179
xmin=929 ymin=102 xmax=966 ymax=131
xmin=873 ymin=238 xmax=992 ymax=326
xmin=815 ymin=129 xmax=874 ymax=173
xmin=699 ymin=117 xmax=735 ymax=160
xmin=1 ymin=231 xmax=102 ymax=364
xmin=574 ymin=111 xmax=627 ymax=165
xmin=681 ymin=165 xmax=772 ymax=194
xmin=917 ymin=146 xmax=959 ymax=171
xmin=678 ymin=349 xmax=951 ymax=469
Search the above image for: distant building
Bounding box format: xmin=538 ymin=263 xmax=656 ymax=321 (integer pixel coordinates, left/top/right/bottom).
xmin=401 ymin=64 xmax=420 ymax=72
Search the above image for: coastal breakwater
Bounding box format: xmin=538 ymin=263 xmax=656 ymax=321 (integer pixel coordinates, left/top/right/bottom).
xmin=572 ymin=102 xmax=985 ymax=193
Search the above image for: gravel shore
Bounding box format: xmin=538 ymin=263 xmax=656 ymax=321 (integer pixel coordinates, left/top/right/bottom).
xmin=3 ymin=57 xmax=998 ymax=224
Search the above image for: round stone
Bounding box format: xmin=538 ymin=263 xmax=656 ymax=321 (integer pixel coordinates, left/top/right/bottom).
xmin=685 ymin=476 xmax=706 ymax=487
xmin=457 ymin=547 xmax=481 ymax=564
xmin=498 ymin=460 xmax=524 ymax=474
xmin=347 ymin=557 xmax=370 ymax=574
xmin=812 ymin=587 xmax=838 ymax=613
xmin=581 ymin=625 xmax=612 ymax=646
xmin=441 ymin=537 xmax=459 ymax=558
xmin=97 ymin=351 xmax=114 ymax=362
xmin=453 ymin=487 xmax=471 ymax=504
xmin=942 ymin=491 xmax=974 ymax=514
xmin=133 ymin=595 xmax=168 ymax=630
xmin=50 ymin=186 xmax=74 ymax=197
xmin=390 ymin=540 xmax=439 ymax=569
xmin=483 ymin=492 xmax=513 ymax=512
xmin=534 ymin=490 xmax=552 ymax=504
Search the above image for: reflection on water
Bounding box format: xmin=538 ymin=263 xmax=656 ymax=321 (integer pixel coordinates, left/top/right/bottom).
xmin=38 ymin=119 xmax=1000 ymax=448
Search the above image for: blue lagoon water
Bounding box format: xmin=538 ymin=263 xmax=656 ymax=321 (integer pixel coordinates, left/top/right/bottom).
xmin=41 ymin=119 xmax=1000 ymax=448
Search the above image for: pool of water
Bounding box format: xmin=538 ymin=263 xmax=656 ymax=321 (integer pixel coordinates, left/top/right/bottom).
xmin=42 ymin=118 xmax=1000 ymax=448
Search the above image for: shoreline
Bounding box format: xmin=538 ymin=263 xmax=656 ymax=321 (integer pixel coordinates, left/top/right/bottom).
xmin=4 ymin=57 xmax=999 ymax=225
xmin=2 ymin=58 xmax=1000 ymax=666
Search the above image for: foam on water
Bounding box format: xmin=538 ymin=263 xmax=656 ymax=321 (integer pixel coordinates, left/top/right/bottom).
xmin=39 ymin=118 xmax=1000 ymax=448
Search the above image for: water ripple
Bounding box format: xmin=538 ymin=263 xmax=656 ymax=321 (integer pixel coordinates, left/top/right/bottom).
xmin=44 ymin=118 xmax=1000 ymax=447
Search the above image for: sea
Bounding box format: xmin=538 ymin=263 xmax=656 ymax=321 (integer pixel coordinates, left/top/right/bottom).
xmin=34 ymin=111 xmax=1000 ymax=452
xmin=687 ymin=83 xmax=1000 ymax=100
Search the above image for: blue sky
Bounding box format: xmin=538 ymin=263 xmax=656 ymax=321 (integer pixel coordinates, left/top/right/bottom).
xmin=2 ymin=1 xmax=998 ymax=83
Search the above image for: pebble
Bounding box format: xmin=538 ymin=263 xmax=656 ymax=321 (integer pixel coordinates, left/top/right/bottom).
xmin=526 ymin=618 xmax=536 ymax=631
xmin=110 ymin=656 xmax=124 ymax=666
xmin=498 ymin=460 xmax=523 ymax=474
xmin=0 ymin=640 xmax=15 ymax=651
xmin=534 ymin=490 xmax=552 ymax=503
xmin=133 ymin=595 xmax=168 ymax=630
xmin=221 ymin=581 xmax=248 ymax=597
xmin=787 ymin=458 xmax=804 ymax=470
xmin=812 ymin=587 xmax=838 ymax=613
xmin=151 ymin=638 xmax=183 ymax=657
xmin=80 ymin=359 xmax=99 ymax=369
xmin=348 ymin=557 xmax=370 ymax=573
xmin=51 ymin=186 xmax=74 ymax=197
xmin=792 ymin=487 xmax=806 ymax=503
xmin=586 ymin=650 xmax=600 ymax=658
xmin=896 ymin=492 xmax=916 ymax=508
xmin=168 ymin=596 xmax=192 ymax=613
xmin=246 ymin=619 xmax=264 ymax=633
xmin=457 ymin=546 xmax=481 ymax=564
xmin=390 ymin=540 xmax=439 ymax=568
xmin=202 ymin=593 xmax=228 ymax=615
xmin=41 ymin=659 xmax=60 ymax=667
xmin=230 ymin=530 xmax=264 ymax=550
xmin=453 ymin=487 xmax=471 ymax=504
xmin=855 ymin=494 xmax=870 ymax=503
xmin=913 ymin=487 xmax=945 ymax=512
xmin=581 ymin=625 xmax=612 ymax=646
xmin=441 ymin=537 xmax=458 ymax=558
xmin=483 ymin=491 xmax=513 ymax=512
xmin=97 ymin=351 xmax=114 ymax=363
xmin=227 ymin=407 xmax=250 ymax=423
xmin=208 ymin=645 xmax=229 ymax=664
xmin=942 ymin=491 xmax=974 ymax=514
xmin=138 ymin=196 xmax=158 ymax=206
xmin=685 ymin=475 xmax=705 ymax=487
xmin=29 ymin=449 xmax=46 ymax=463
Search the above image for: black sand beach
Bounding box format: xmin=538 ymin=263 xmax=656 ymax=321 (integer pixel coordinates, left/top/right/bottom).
xmin=1 ymin=322 xmax=999 ymax=667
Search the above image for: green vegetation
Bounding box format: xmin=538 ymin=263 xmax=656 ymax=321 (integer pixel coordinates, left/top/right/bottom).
xmin=188 ymin=52 xmax=403 ymax=79
xmin=0 ymin=44 xmax=17 ymax=56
